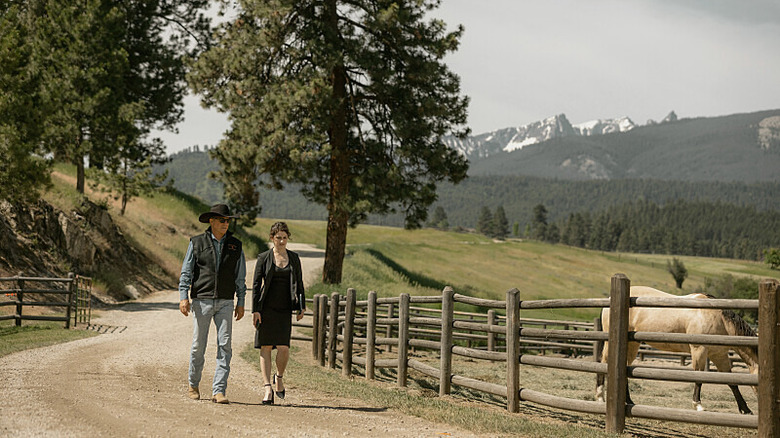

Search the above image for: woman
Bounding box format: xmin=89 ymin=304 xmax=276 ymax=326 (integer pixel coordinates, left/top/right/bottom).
xmin=252 ymin=221 xmax=306 ymax=405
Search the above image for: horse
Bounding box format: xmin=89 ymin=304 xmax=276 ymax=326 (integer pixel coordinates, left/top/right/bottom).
xmin=595 ymin=286 xmax=758 ymax=414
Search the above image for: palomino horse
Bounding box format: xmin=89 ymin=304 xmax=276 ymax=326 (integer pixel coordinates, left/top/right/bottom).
xmin=595 ymin=286 xmax=758 ymax=414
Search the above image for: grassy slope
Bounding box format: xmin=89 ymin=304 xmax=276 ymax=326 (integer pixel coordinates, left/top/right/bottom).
xmin=26 ymin=169 xmax=778 ymax=319
xmin=251 ymin=218 xmax=776 ymax=321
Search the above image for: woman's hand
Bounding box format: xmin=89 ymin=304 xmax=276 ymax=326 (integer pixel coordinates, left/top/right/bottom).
xmin=296 ymin=311 xmax=304 ymax=321
xmin=252 ymin=312 xmax=261 ymax=328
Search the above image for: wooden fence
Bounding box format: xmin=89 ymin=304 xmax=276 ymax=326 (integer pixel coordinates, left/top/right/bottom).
xmin=0 ymin=273 xmax=92 ymax=328
xmin=300 ymin=274 xmax=779 ymax=437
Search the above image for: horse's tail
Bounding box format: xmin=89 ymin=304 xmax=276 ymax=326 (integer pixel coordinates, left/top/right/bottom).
xmin=721 ymin=309 xmax=759 ymax=370
xmin=721 ymin=309 xmax=756 ymax=337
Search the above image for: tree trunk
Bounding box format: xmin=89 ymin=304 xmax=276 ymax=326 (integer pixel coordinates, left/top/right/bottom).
xmin=76 ymin=155 xmax=85 ymax=194
xmin=322 ymin=0 xmax=350 ymax=285
xmin=120 ymin=193 xmax=127 ymax=216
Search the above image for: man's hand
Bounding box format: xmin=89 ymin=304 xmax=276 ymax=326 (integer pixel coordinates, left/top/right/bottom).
xmin=252 ymin=312 xmax=261 ymax=328
xmin=179 ymin=299 xmax=190 ymax=316
xmin=296 ymin=311 xmax=304 ymax=321
xmin=235 ymin=306 xmax=245 ymax=321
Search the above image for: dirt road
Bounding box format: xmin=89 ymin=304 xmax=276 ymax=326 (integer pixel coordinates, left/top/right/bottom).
xmin=0 ymin=244 xmax=479 ymax=437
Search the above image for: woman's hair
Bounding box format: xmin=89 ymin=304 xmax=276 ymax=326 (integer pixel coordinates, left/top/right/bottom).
xmin=269 ymin=221 xmax=291 ymax=239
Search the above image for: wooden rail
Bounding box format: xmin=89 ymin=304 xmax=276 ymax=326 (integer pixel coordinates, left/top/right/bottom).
xmin=0 ymin=273 xmax=92 ymax=328
xmin=304 ymin=276 xmax=779 ymax=436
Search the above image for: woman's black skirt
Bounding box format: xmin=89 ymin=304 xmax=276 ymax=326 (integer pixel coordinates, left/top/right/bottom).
xmin=254 ymin=307 xmax=292 ymax=348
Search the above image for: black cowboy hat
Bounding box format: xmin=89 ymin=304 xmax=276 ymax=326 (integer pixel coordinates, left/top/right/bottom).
xmin=198 ymin=204 xmax=239 ymax=223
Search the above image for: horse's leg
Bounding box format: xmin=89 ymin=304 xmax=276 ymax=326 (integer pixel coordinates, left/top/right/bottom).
xmin=710 ymin=349 xmax=752 ymax=415
xmin=624 ymin=342 xmax=640 ymax=405
xmin=596 ymin=342 xmax=607 ymax=402
xmin=690 ymin=345 xmax=707 ymax=411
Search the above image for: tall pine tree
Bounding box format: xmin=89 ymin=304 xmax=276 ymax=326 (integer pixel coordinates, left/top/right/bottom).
xmin=189 ymin=0 xmax=470 ymax=283
xmin=493 ymin=205 xmax=509 ymax=239
xmin=476 ymin=206 xmax=493 ymax=237
xmin=24 ymin=0 xmax=209 ymax=202
xmin=0 ymin=1 xmax=51 ymax=202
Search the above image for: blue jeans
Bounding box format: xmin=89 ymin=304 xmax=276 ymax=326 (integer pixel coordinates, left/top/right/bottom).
xmin=189 ymin=299 xmax=234 ymax=395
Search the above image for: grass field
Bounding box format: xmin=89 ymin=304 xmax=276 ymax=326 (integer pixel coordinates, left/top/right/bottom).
xmin=250 ymin=218 xmax=777 ymax=321
xmin=0 ymin=321 xmax=98 ymax=358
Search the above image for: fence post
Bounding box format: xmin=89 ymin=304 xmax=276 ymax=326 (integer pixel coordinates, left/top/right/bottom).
xmin=343 ymin=288 xmax=356 ymax=377
xmin=66 ymin=273 xmax=74 ymax=329
xmin=440 ymin=286 xmax=454 ymax=396
xmin=386 ymin=303 xmax=395 ymax=353
xmin=15 ymin=273 xmax=24 ymax=327
xmin=317 ymin=294 xmax=328 ymax=366
xmin=487 ymin=309 xmax=496 ymax=352
xmin=311 ymin=294 xmax=320 ymax=359
xmin=506 ymin=288 xmax=520 ymax=413
xmin=367 ymin=291 xmax=377 ymax=380
xmin=758 ymin=278 xmax=780 ymax=438
xmin=397 ymin=293 xmax=410 ymax=388
xmin=606 ymin=274 xmax=630 ymax=434
xmin=328 ymin=292 xmax=340 ymax=369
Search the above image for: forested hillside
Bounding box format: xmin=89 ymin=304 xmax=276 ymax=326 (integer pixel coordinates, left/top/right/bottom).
xmin=545 ymin=199 xmax=780 ymax=261
xmin=159 ymin=149 xmax=779 ymax=227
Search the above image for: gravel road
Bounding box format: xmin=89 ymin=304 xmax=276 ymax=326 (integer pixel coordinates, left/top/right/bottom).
xmin=0 ymin=244 xmax=480 ymax=437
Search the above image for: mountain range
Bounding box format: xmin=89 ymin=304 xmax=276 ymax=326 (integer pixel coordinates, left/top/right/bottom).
xmin=158 ymin=108 xmax=780 ymax=229
xmin=448 ymin=108 xmax=780 ymax=182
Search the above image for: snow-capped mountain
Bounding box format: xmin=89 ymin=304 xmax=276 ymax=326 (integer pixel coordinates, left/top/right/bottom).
xmin=445 ymin=113 xmax=637 ymax=161
xmin=573 ymin=116 xmax=636 ymax=136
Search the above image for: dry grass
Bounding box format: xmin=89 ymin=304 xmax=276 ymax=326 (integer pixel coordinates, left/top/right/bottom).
xmin=327 ymin=345 xmax=758 ymax=437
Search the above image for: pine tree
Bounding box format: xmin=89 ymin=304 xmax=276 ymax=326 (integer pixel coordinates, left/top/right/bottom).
xmin=429 ymin=206 xmax=449 ymax=230
xmin=24 ymin=0 xmax=209 ymax=200
xmin=189 ymin=0 xmax=470 ymax=283
xmin=531 ymin=204 xmax=548 ymax=241
xmin=0 ymin=2 xmax=51 ymax=202
xmin=476 ymin=206 xmax=494 ymax=237
xmin=493 ymin=205 xmax=509 ymax=239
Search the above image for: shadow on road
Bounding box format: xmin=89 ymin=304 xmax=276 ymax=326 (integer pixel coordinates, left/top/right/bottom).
xmin=228 ymin=402 xmax=386 ymax=413
xmin=288 ymin=249 xmax=325 ymax=259
xmin=282 ymin=404 xmax=387 ymax=413
xmin=114 ymin=301 xmax=179 ymax=312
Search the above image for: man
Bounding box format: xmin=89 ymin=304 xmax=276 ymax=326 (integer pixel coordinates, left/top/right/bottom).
xmin=178 ymin=204 xmax=246 ymax=404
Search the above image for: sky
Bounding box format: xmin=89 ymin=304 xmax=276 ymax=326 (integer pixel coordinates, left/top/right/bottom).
xmin=156 ymin=0 xmax=780 ymax=155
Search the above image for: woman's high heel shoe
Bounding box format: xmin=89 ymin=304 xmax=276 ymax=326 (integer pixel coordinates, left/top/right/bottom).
xmin=262 ymin=383 xmax=274 ymax=405
xmin=273 ymin=373 xmax=286 ymax=400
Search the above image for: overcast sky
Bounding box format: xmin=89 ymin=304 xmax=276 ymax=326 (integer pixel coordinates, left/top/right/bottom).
xmin=157 ymin=0 xmax=780 ymax=155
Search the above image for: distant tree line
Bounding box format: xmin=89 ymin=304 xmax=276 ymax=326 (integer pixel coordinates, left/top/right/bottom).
xmin=159 ymin=150 xmax=780 ymax=263
xmin=528 ymin=199 xmax=780 ymax=261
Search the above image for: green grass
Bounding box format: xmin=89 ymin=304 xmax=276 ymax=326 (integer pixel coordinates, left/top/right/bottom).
xmin=240 ymin=344 xmax=615 ymax=438
xmin=289 ymin=221 xmax=779 ymax=321
xmin=0 ymin=321 xmax=98 ymax=358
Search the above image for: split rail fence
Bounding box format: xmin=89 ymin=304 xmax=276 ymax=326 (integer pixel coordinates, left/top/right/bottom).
xmin=296 ymin=274 xmax=779 ymax=436
xmin=0 ymin=273 xmax=92 ymax=328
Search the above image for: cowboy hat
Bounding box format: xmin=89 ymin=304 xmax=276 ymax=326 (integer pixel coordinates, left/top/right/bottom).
xmin=198 ymin=204 xmax=239 ymax=223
